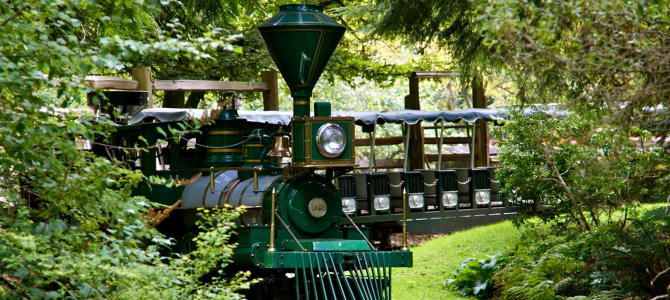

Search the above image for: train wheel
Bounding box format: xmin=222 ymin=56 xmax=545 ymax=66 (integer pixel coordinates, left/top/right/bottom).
xmin=176 ymin=231 xmax=198 ymax=254
xmin=245 ymin=276 xmax=296 ymax=300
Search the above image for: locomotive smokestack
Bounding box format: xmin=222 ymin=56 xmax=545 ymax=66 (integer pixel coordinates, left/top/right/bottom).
xmin=257 ymin=4 xmax=346 ymax=117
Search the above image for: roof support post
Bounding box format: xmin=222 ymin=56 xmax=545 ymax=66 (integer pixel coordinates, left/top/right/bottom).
xmin=405 ymin=74 xmax=424 ymax=170
xmin=403 ymin=123 xmax=411 ymax=172
xmin=368 ymin=128 xmax=377 ymax=174
xmin=470 ymin=122 xmax=476 ymax=170
xmin=438 ymin=120 xmax=444 ymax=170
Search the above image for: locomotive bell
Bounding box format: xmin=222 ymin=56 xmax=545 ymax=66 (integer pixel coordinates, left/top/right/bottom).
xmin=257 ymin=4 xmax=346 ymax=117
xmin=267 ymin=135 xmax=291 ymax=157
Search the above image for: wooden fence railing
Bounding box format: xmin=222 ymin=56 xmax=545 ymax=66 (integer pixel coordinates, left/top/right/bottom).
xmin=85 ymin=67 xmax=279 ymax=110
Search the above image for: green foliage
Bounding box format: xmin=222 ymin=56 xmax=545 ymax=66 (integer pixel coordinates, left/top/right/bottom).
xmin=445 ymin=254 xmax=498 ymax=297
xmin=0 ymin=0 xmax=250 ymax=298
xmin=392 ymin=221 xmax=521 ymax=300
xmin=493 ymin=109 xmax=669 ymax=231
xmin=162 ymin=207 xmax=254 ymax=299
xmin=493 ymin=212 xmax=670 ymax=299
xmin=479 ymin=0 xmax=670 ymax=296
xmin=494 ymin=243 xmax=581 ymax=300
xmin=480 ymin=0 xmax=670 ymax=135
xmin=367 ymin=0 xmax=506 ymax=90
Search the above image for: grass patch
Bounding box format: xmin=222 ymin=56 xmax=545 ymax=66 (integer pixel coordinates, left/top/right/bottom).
xmin=392 ymin=221 xmax=520 ymax=300
xmin=391 ymin=203 xmax=667 ymax=299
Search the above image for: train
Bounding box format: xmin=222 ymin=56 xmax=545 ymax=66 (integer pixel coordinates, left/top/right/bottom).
xmin=92 ymin=4 xmax=515 ymax=299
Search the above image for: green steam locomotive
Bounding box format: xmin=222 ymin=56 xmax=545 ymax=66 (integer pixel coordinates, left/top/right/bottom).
xmin=97 ymin=3 xmax=517 ymax=299
xmin=102 ymin=4 xmax=413 ymax=299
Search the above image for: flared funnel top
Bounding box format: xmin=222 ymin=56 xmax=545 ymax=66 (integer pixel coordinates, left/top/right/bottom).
xmin=257 ymin=4 xmax=346 ymax=117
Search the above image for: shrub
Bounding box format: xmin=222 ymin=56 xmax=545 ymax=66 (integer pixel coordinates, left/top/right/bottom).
xmin=494 ymin=244 xmax=581 ymax=300
xmin=445 ymin=254 xmax=499 ymax=297
xmin=493 ymin=215 xmax=670 ymax=299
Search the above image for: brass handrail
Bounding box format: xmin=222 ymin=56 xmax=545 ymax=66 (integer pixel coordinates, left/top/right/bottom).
xmin=268 ymin=188 xmax=277 ymax=252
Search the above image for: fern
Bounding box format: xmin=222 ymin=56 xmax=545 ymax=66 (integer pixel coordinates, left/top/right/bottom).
xmin=494 ymin=244 xmax=581 ymax=299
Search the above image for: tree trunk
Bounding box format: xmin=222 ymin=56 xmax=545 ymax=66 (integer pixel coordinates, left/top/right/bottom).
xmin=163 ymin=91 xmax=185 ymax=108
xmin=406 ymin=75 xmax=424 ymax=170
xmin=472 ymin=76 xmax=489 ymax=168
xmin=184 ymin=91 xmax=205 ymax=108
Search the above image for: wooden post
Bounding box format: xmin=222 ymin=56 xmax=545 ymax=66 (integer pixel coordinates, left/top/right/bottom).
xmin=261 ymin=70 xmax=279 ymax=111
xmin=132 ymin=67 xmax=153 ymax=108
xmin=406 ymin=74 xmax=424 ymax=170
xmin=472 ymin=75 xmax=489 ymax=168
xmin=409 ymin=75 xmax=419 ymax=100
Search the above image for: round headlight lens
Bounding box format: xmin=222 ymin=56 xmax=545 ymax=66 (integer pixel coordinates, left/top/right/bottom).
xmin=316 ymin=123 xmax=346 ymax=158
xmin=341 ymin=198 xmax=356 ymax=214
xmin=408 ymin=194 xmax=424 ymax=209
xmin=442 ymin=191 xmax=458 ymax=208
xmin=475 ymin=190 xmax=491 ymax=205
xmin=373 ymin=196 xmax=390 ymax=211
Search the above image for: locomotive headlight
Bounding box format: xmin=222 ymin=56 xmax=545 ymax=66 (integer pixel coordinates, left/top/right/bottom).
xmin=442 ymin=191 xmax=458 ymax=208
xmin=475 ymin=190 xmax=491 ymax=205
xmin=316 ymin=123 xmax=346 ymax=158
xmin=373 ymin=196 xmax=390 ymax=211
xmin=308 ymin=198 xmax=328 ymax=218
xmin=408 ymin=194 xmax=424 ymax=209
xmin=341 ymin=197 xmax=356 ymax=214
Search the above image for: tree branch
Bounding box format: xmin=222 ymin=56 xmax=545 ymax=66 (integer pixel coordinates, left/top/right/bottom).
xmin=1 ymin=5 xmax=27 ymax=27
xmin=652 ymin=267 xmax=670 ymax=287
xmin=549 ymin=159 xmax=591 ymax=231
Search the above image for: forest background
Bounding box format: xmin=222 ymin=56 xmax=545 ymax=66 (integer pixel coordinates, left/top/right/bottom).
xmin=1 ymin=0 xmax=670 ymax=299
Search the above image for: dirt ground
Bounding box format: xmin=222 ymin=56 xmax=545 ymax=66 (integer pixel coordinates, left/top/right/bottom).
xmin=389 ymin=233 xmax=446 ymax=248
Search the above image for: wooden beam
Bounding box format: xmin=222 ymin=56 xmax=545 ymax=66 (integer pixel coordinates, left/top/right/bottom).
xmin=427 ymin=137 xmax=471 ymax=145
xmin=152 ymin=80 xmax=270 ymax=92
xmin=355 ymin=159 xmax=404 ymax=169
xmin=261 ymin=70 xmax=279 ymax=110
xmin=355 ymin=137 xmax=471 ymax=146
xmin=426 ymin=154 xmax=477 ymax=161
xmin=356 ymin=137 xmax=403 ymax=146
xmin=411 ymin=71 xmax=458 ymax=78
xmin=472 ymin=75 xmax=489 ymax=168
xmin=406 ymin=75 xmax=424 ymax=170
xmin=355 ymin=153 xmax=481 ymax=169
xmin=132 ymin=67 xmax=153 ymax=108
xmin=408 ymin=76 xmax=420 ymax=100
xmin=85 ymin=76 xmax=139 ymax=90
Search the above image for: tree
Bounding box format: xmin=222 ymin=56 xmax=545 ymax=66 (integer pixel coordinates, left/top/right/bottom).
xmin=77 ymin=0 xmax=450 ymax=109
xmin=480 ymin=0 xmax=670 ymax=224
xmin=367 ymin=0 xmax=670 ymax=224
xmin=0 ymin=0 xmax=252 ymax=298
xmin=366 ymin=0 xmax=502 ymax=87
xmin=478 ymin=0 xmax=670 ymax=297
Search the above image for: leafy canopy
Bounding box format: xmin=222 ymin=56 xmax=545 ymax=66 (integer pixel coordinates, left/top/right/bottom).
xmin=0 ymin=0 xmax=252 ymax=298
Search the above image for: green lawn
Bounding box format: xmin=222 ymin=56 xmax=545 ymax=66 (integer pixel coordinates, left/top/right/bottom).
xmin=392 ymin=221 xmax=521 ymax=300
xmin=391 ymin=203 xmax=667 ymax=299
